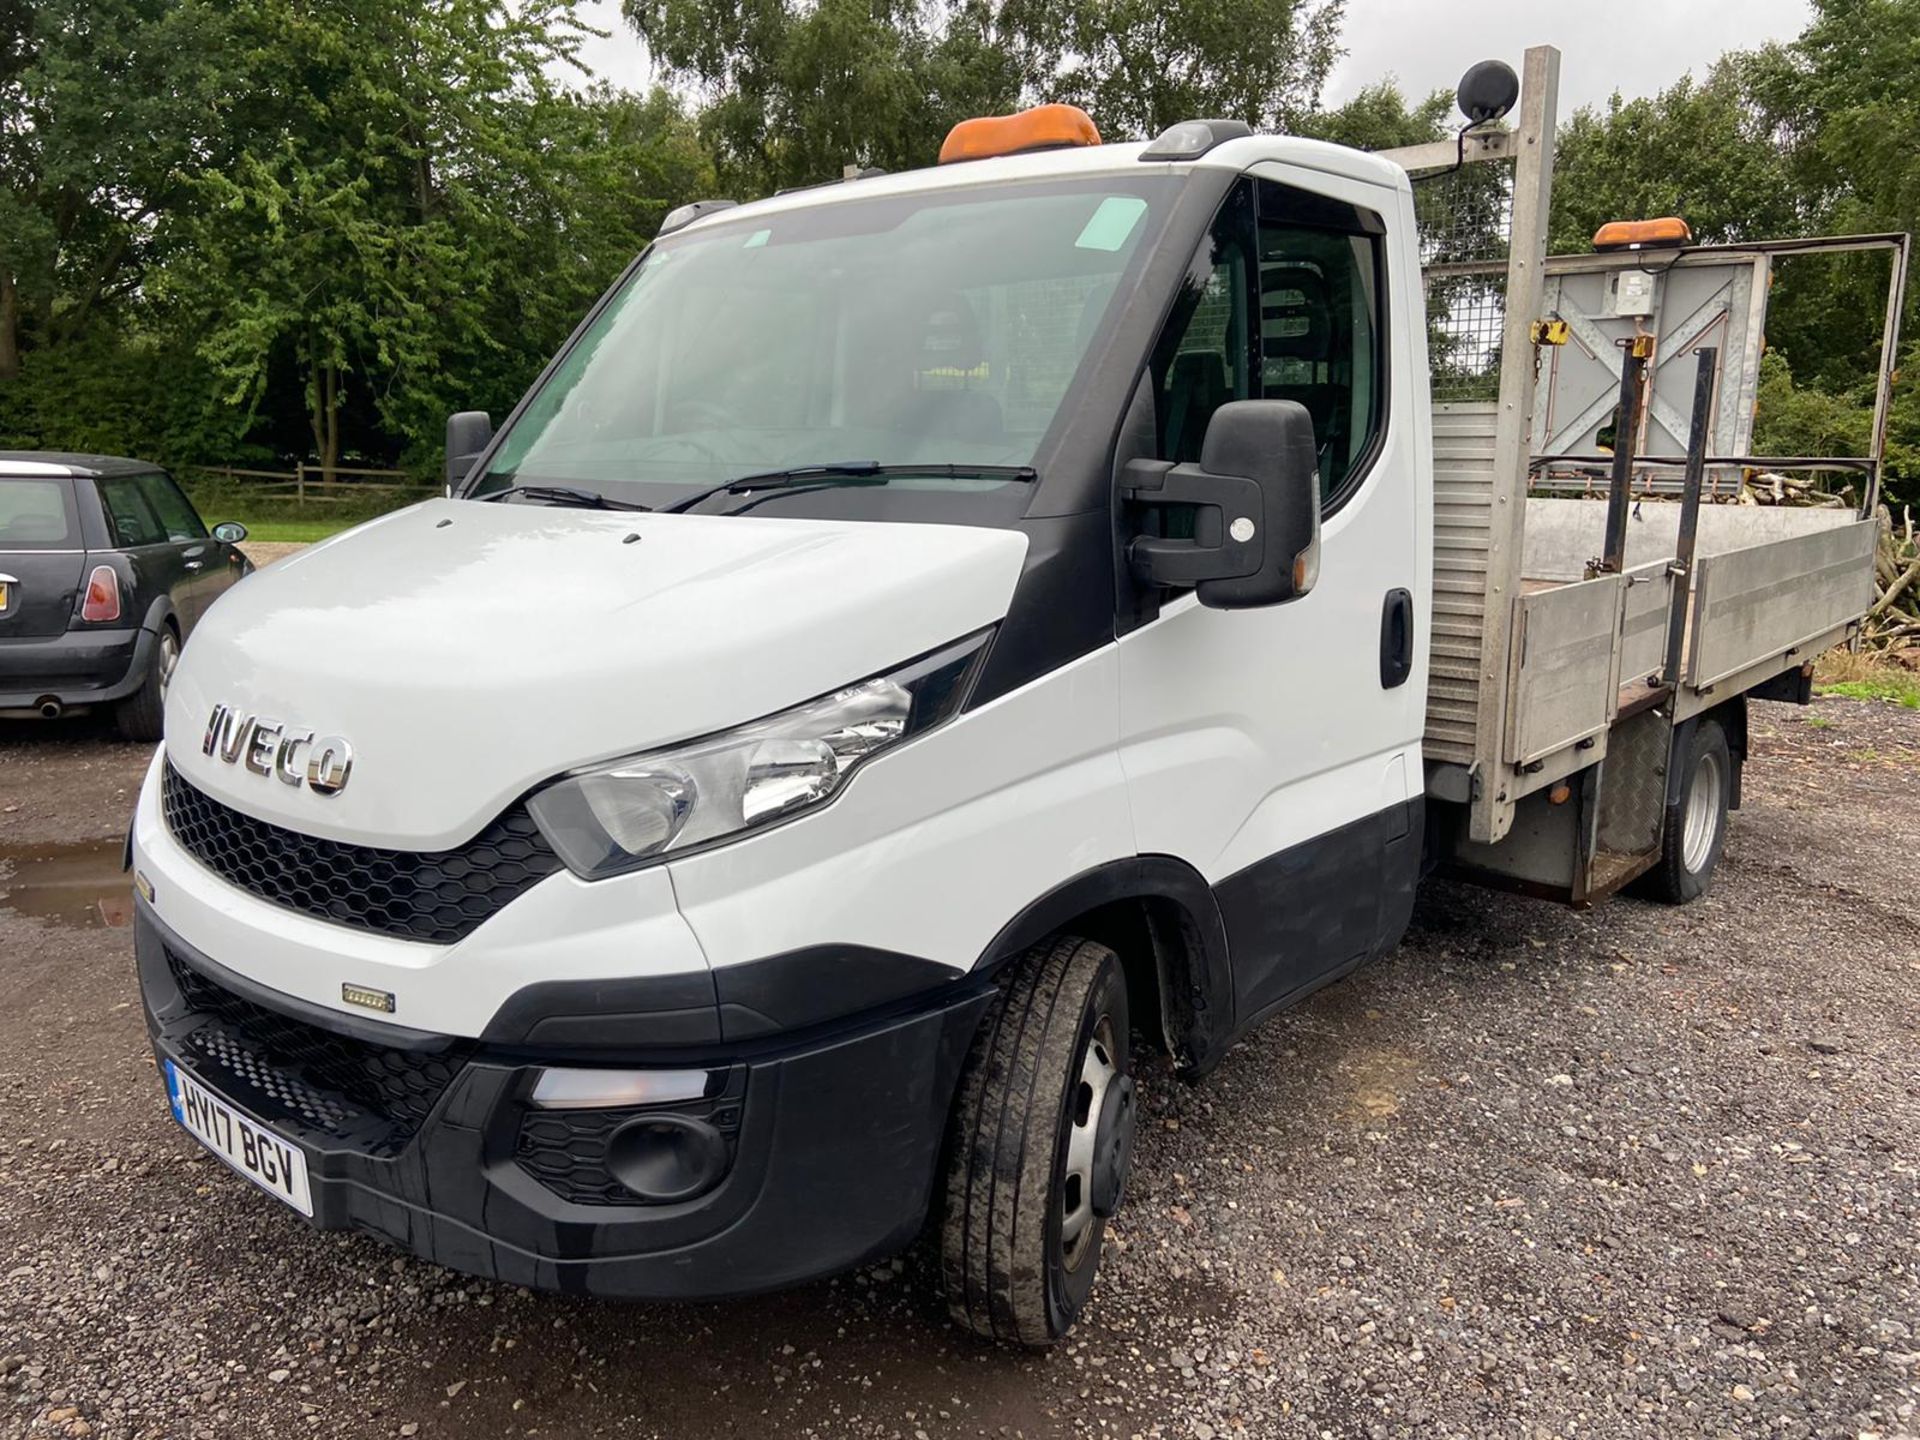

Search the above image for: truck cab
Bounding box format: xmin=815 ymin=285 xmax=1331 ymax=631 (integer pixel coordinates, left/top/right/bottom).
xmin=130 ymin=67 xmax=1895 ymax=1345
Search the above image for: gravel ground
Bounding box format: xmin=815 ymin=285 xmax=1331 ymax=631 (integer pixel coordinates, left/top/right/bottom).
xmin=1 ymin=696 xmax=1916 ymax=1440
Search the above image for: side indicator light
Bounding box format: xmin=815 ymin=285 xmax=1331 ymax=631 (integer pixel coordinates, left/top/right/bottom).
xmin=341 ymin=982 xmax=396 ymax=1014
xmin=80 ymin=565 xmax=121 ymax=622
xmin=939 ymin=104 xmax=1101 ymax=165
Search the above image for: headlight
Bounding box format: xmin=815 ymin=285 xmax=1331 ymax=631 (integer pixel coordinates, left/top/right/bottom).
xmin=527 ymin=632 xmax=990 ymax=878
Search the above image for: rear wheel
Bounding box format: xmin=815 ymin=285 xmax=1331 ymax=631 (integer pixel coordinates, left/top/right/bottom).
xmin=941 ymin=936 xmax=1136 ymax=1347
xmin=1640 ymin=718 xmax=1731 ymax=904
xmin=114 ymin=623 xmax=178 ymax=743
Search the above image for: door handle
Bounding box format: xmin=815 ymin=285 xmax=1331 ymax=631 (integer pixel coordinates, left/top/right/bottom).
xmin=185 ymin=561 xmax=204 ymax=572
xmin=1379 ymin=588 xmax=1414 ymax=689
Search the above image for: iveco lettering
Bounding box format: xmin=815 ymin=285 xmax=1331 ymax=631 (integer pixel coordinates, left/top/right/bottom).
xmin=129 ymin=54 xmax=1903 ymax=1345
xmin=202 ymin=703 xmax=354 ymax=795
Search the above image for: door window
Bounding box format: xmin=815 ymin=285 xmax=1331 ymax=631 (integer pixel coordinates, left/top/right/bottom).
xmin=1149 ymin=182 xmax=1256 ymax=465
xmin=1147 ymin=178 xmax=1387 ymax=510
xmin=1255 ymin=182 xmax=1386 ymax=505
xmin=97 ymin=477 xmax=168 ymax=548
xmin=138 ymin=473 xmax=209 ymax=542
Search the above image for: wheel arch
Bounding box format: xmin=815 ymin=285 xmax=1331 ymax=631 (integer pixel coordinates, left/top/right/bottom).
xmin=1668 ymin=694 xmax=1747 ymax=811
xmin=137 ymin=591 xmax=181 ymax=639
xmin=974 ymin=856 xmax=1236 ymax=1076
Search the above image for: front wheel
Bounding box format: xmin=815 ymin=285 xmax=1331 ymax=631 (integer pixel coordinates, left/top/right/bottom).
xmin=941 ymin=936 xmax=1136 ymax=1347
xmin=1639 ymin=717 xmax=1731 ymax=904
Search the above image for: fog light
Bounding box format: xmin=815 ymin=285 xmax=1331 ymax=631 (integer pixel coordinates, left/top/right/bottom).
xmin=530 ymin=1068 xmax=715 ymax=1109
xmin=607 ymin=1115 xmax=729 ymax=1202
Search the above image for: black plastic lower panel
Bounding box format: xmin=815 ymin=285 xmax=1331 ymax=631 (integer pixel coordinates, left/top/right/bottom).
xmin=1213 ymin=797 xmax=1423 ymax=1025
xmin=137 ymin=906 xmax=995 ymax=1300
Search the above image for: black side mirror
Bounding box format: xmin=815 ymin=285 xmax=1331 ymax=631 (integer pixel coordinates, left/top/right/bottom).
xmin=1124 ymin=399 xmax=1321 ymax=609
xmin=445 ymin=411 xmax=494 ymax=488
xmin=211 ymin=521 xmax=248 ymax=544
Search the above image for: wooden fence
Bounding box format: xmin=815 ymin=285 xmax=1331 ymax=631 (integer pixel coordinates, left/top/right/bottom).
xmin=186 ymin=463 xmax=419 ymax=506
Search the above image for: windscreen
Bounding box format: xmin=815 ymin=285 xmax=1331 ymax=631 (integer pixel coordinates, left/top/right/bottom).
xmin=0 ymin=478 xmax=77 ymax=549
xmin=475 ymin=177 xmax=1173 ymax=507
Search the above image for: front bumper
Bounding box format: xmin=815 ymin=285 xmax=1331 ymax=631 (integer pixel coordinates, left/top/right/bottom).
xmin=0 ymin=625 xmax=152 ymax=709
xmin=137 ymin=900 xmax=993 ymax=1300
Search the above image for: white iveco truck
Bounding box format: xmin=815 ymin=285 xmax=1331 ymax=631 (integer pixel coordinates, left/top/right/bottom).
xmin=132 ymin=48 xmax=1902 ymax=1344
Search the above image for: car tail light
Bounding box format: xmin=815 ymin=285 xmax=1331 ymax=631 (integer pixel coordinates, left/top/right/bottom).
xmin=80 ymin=565 xmax=121 ymax=622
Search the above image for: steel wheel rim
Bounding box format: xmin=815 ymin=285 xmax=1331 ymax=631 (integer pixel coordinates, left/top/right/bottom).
xmin=157 ymin=632 xmax=179 ymax=697
xmin=1681 ymin=749 xmax=1723 ymax=872
xmin=1059 ymin=1013 xmax=1118 ymax=1272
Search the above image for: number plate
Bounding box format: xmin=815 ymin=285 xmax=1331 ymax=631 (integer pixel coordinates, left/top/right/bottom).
xmin=165 ymin=1059 xmax=313 ymax=1216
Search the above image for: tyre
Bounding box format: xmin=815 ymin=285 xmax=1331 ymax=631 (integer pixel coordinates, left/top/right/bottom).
xmin=115 ymin=624 xmax=179 ymax=743
xmin=1639 ymin=718 xmax=1731 ymax=904
xmin=941 ymin=935 xmax=1136 ymax=1347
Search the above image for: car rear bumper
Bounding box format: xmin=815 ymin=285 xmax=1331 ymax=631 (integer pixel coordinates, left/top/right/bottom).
xmin=0 ymin=625 xmax=152 ymax=709
xmin=136 ymin=898 xmax=994 ymax=1300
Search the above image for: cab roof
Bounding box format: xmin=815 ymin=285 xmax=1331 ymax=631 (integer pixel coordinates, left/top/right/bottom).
xmin=672 ymin=133 xmax=1410 ymax=238
xmin=0 ymin=451 xmax=160 ymax=480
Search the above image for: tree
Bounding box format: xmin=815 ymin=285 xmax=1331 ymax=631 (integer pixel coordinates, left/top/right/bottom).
xmin=626 ymin=0 xmax=1344 ymax=193
xmin=1548 ymin=63 xmax=1804 ymax=254
xmin=154 ymin=0 xmax=707 ymax=479
xmin=0 ymin=0 xmax=227 ymax=383
xmin=1021 ymin=0 xmax=1344 ymax=141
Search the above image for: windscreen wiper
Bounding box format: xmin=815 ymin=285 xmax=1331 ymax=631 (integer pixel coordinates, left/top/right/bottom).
xmin=474 ymin=483 xmax=650 ymax=512
xmin=663 ymin=462 xmax=1037 ymax=515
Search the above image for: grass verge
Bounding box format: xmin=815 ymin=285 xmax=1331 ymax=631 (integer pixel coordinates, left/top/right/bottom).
xmin=235 ymin=518 xmax=365 ymax=544
xmin=1814 ymin=649 xmax=1920 ymax=708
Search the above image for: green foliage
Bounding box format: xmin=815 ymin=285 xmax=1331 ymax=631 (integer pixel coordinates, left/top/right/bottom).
xmin=1550 ymin=7 xmax=1920 ymax=504
xmin=1297 ymin=82 xmax=1451 ymax=151
xmin=1752 ymin=349 xmax=1872 ymax=461
xmin=1549 ymin=63 xmax=1803 ymax=252
xmin=0 ymin=0 xmax=713 ymax=482
xmin=628 ymin=0 xmax=1344 ymax=192
xmin=1818 ymin=676 xmax=1920 ymax=708
xmin=1026 ymin=0 xmax=1344 ymax=141
xmin=7 ymin=0 xmax=1920 ymax=514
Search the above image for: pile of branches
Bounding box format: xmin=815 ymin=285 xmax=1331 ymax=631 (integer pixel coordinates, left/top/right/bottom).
xmin=1869 ymin=506 xmax=1920 ymax=652
xmin=1746 ymin=472 xmax=1915 ymax=652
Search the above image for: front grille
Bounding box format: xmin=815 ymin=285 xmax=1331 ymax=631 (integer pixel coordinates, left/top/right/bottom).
xmin=168 ymin=944 xmax=469 ymax=1152
xmin=161 ymin=762 xmax=562 ymax=944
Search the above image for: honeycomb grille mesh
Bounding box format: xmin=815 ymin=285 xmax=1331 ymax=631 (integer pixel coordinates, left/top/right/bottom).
xmin=515 ymin=1081 xmax=744 ymax=1206
xmin=168 ymin=944 xmax=469 ymax=1151
xmin=161 ymin=762 xmax=562 ymax=944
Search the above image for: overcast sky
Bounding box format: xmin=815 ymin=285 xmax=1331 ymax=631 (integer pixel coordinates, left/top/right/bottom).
xmin=1326 ymin=0 xmax=1812 ymax=113
xmin=563 ymin=0 xmax=1814 ymax=120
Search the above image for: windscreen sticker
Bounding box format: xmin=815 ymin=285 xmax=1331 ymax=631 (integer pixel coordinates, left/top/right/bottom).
xmin=1074 ymin=196 xmax=1148 ymax=252
xmin=742 ymin=228 xmax=771 ymax=249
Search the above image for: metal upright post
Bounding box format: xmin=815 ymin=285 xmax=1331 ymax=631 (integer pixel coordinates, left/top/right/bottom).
xmin=1866 ymin=235 xmax=1909 ymax=517
xmin=1597 ymin=336 xmax=1651 ymax=575
xmin=1662 ymin=347 xmax=1719 ymax=688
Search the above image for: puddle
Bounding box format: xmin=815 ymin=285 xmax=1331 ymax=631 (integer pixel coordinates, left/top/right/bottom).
xmin=0 ymin=838 xmax=133 ymax=929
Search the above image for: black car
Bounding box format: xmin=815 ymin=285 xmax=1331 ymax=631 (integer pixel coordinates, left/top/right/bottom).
xmin=0 ymin=453 xmax=251 ymax=740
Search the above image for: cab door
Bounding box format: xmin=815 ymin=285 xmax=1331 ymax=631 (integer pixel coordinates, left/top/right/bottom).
xmin=1116 ymin=170 xmax=1429 ymax=1028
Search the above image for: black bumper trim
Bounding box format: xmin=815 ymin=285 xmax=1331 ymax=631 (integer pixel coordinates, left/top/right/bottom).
xmin=137 ymin=906 xmax=996 ymax=1300
xmin=0 ymin=624 xmax=151 ymax=707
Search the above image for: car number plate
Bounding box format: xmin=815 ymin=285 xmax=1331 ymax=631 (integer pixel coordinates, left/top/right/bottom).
xmin=164 ymin=1059 xmax=313 ymax=1216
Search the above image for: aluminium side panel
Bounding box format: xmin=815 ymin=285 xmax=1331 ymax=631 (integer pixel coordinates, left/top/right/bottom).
xmin=1686 ymin=519 xmax=1878 ymax=690
xmin=1504 ymin=572 xmax=1624 ymax=767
